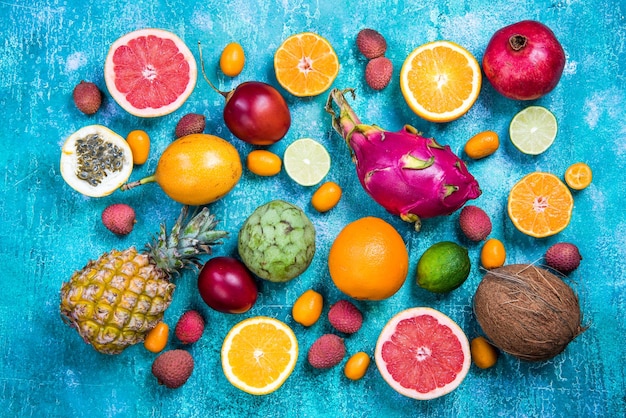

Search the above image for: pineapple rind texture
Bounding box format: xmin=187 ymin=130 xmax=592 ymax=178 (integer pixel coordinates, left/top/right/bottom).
xmin=60 ymin=247 xmax=174 ymax=355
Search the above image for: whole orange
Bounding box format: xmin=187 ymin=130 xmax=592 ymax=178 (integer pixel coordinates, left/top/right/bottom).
xmin=328 ymin=217 xmax=409 ymax=300
xmin=155 ymin=134 xmax=242 ymax=205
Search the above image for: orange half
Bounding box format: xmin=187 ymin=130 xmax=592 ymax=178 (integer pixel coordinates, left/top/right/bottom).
xmin=221 ymin=316 xmax=298 ymax=395
xmin=400 ymin=41 xmax=481 ymax=122
xmin=507 ymin=172 xmax=574 ymax=238
xmin=274 ymin=32 xmax=339 ymax=97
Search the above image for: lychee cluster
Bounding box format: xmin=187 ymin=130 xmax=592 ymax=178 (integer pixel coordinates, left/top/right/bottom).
xmin=356 ymin=29 xmax=392 ymax=90
xmin=306 ymin=299 xmax=366 ymax=372
xmin=457 ymin=206 xmax=583 ymax=275
xmin=150 ymin=310 xmax=205 ymax=389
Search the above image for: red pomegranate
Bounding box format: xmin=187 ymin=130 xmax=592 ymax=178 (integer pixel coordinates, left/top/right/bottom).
xmin=482 ymin=20 xmax=566 ymax=100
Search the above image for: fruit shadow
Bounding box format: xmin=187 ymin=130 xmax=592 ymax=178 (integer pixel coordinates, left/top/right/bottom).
xmin=409 ymin=282 xmax=459 ymax=305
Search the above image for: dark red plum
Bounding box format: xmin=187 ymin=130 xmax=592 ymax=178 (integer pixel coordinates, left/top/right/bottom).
xmin=198 ymin=256 xmax=258 ymax=314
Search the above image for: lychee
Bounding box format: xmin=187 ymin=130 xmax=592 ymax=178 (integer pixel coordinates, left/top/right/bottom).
xmin=365 ymin=57 xmax=393 ymax=90
xmin=328 ymin=300 xmax=363 ymax=334
xmin=459 ymin=205 xmax=492 ymax=241
xmin=175 ymin=113 xmax=206 ymax=138
xmin=73 ymin=81 xmax=102 ymax=115
xmin=356 ymin=29 xmax=387 ymax=59
xmin=545 ymin=242 xmax=582 ymax=274
xmin=175 ymin=310 xmax=205 ymax=344
xmin=307 ymin=334 xmax=346 ymax=369
xmin=151 ymin=349 xmax=194 ymax=389
xmin=101 ymin=203 xmax=136 ymax=235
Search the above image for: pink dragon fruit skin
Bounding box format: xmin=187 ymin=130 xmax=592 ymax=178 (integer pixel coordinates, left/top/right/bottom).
xmin=326 ymin=88 xmax=481 ymax=230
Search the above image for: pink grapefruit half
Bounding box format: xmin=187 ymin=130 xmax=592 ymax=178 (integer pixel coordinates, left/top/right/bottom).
xmin=104 ymin=28 xmax=197 ymax=117
xmin=375 ymin=307 xmax=471 ymax=400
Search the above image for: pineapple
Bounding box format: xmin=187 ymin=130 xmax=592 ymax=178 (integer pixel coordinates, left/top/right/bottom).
xmin=60 ymin=206 xmax=227 ymax=354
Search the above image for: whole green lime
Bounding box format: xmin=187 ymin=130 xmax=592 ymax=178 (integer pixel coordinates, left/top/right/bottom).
xmin=416 ymin=241 xmax=471 ymax=293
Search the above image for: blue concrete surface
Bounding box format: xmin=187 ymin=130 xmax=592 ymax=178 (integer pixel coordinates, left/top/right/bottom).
xmin=1 ymin=0 xmax=625 ymax=417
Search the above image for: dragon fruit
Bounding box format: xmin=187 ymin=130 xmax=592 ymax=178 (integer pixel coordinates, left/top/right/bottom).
xmin=325 ymin=88 xmax=481 ymax=230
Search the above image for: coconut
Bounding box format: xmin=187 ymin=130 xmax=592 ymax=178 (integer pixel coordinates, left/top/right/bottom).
xmin=473 ymin=264 xmax=585 ymax=362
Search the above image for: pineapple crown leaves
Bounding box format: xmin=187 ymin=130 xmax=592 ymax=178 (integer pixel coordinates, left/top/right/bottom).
xmin=146 ymin=205 xmax=228 ymax=275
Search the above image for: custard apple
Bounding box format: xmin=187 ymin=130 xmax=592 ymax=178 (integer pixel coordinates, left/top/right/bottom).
xmin=238 ymin=200 xmax=315 ymax=282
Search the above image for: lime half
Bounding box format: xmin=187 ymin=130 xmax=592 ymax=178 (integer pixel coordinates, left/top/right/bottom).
xmin=509 ymin=106 xmax=558 ymax=155
xmin=283 ymin=138 xmax=331 ymax=186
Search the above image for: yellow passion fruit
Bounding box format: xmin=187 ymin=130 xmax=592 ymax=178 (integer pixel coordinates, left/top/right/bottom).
xmin=60 ymin=125 xmax=133 ymax=197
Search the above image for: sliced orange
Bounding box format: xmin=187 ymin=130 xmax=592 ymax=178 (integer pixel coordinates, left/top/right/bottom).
xmin=274 ymin=32 xmax=339 ymax=97
xmin=400 ymin=41 xmax=482 ymax=123
xmin=564 ymin=162 xmax=592 ymax=190
xmin=507 ymin=172 xmax=574 ymax=238
xmin=221 ymin=316 xmax=298 ymax=395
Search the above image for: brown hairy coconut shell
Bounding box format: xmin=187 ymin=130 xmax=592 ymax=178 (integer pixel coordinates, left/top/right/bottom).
xmin=473 ymin=264 xmax=585 ymax=362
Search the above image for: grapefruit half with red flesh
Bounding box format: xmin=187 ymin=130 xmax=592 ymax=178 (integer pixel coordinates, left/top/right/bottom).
xmin=104 ymin=28 xmax=197 ymax=117
xmin=375 ymin=307 xmax=470 ymax=400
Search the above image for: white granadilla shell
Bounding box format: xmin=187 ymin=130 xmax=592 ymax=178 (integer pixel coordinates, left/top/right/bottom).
xmin=60 ymin=124 xmax=133 ymax=197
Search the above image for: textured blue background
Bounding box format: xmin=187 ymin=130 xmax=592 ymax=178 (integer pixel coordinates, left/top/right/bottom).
xmin=1 ymin=0 xmax=625 ymax=417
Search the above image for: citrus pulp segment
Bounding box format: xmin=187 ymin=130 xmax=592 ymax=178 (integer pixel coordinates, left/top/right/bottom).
xmin=274 ymin=32 xmax=340 ymax=97
xmin=375 ymin=307 xmax=471 ymax=400
xmin=507 ymin=172 xmax=574 ymax=238
xmin=60 ymin=125 xmax=133 ymax=197
xmin=104 ymin=28 xmax=197 ymax=117
xmin=283 ymin=138 xmax=331 ymax=186
xmin=400 ymin=41 xmax=482 ymax=123
xmin=564 ymin=162 xmax=592 ymax=190
xmin=221 ymin=316 xmax=298 ymax=395
xmin=509 ymin=106 xmax=558 ymax=155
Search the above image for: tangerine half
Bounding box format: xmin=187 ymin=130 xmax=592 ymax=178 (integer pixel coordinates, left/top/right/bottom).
xmin=274 ymin=32 xmax=339 ymax=97
xmin=507 ymin=172 xmax=573 ymax=238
